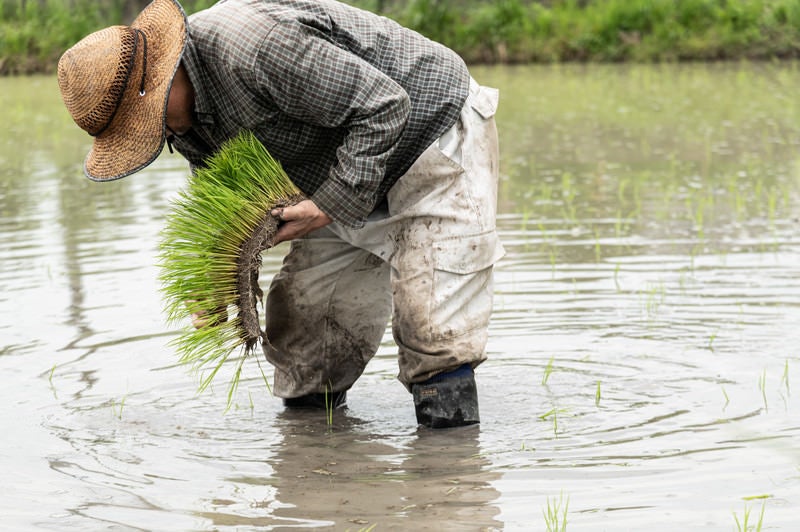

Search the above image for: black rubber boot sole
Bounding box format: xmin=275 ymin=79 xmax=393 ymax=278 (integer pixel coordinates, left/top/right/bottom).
xmin=412 ymin=365 xmax=480 ymax=429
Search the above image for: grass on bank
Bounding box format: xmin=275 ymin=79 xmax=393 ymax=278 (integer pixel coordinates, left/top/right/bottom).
xmin=0 ymin=0 xmax=215 ymax=74
xmin=398 ymin=0 xmax=800 ymax=63
xmin=3 ymin=0 xmax=800 ymax=74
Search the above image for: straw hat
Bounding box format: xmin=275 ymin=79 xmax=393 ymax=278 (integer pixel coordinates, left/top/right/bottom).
xmin=57 ymin=0 xmax=188 ymax=181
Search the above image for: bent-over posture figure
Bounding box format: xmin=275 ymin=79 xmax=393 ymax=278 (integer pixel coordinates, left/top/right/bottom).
xmin=57 ymin=0 xmax=503 ymax=428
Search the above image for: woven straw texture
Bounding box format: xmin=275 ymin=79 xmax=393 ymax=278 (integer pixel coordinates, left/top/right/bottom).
xmin=57 ymin=0 xmax=187 ymax=181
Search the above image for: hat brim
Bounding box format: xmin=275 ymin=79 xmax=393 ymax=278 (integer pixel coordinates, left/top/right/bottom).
xmin=84 ymin=0 xmax=188 ymax=181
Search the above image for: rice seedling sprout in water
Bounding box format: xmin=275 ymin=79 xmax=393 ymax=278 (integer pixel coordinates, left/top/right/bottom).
xmin=707 ymin=330 xmax=717 ymax=352
xmin=733 ymin=499 xmax=766 ymax=532
xmin=542 ymin=355 xmax=555 ymax=385
xmin=48 ymin=363 xmax=58 ymax=398
xmin=325 ymin=384 xmax=334 ymax=426
xmin=111 ymin=394 xmax=127 ymax=420
xmin=539 ymin=407 xmax=568 ymax=437
xmin=781 ymin=360 xmax=790 ymax=396
xmin=543 ymin=491 xmax=569 ymax=532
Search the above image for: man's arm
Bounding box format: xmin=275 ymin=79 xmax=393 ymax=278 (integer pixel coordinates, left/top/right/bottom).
xmin=254 ymin=19 xmax=411 ymax=229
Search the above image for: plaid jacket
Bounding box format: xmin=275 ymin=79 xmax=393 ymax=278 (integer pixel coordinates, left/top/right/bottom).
xmin=173 ymin=0 xmax=470 ymax=228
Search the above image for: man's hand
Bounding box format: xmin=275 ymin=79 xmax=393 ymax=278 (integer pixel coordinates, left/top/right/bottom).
xmin=271 ymin=199 xmax=332 ymax=244
xmin=186 ymin=300 xmax=227 ymax=329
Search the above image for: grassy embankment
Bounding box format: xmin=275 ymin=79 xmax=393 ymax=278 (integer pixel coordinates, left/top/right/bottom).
xmin=392 ymin=0 xmax=800 ymax=63
xmin=2 ymin=0 xmax=800 ymax=75
xmin=0 ymin=0 xmax=214 ymax=74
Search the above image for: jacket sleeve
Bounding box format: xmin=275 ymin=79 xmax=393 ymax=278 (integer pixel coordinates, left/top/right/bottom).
xmin=253 ymin=19 xmax=410 ymax=228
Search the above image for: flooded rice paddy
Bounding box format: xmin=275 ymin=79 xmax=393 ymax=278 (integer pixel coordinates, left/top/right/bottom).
xmin=1 ymin=63 xmax=799 ymax=530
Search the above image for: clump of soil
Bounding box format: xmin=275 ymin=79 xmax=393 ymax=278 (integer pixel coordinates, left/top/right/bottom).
xmin=237 ymin=194 xmax=305 ymax=350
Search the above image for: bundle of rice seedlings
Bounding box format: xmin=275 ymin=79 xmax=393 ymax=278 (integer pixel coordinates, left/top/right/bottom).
xmin=159 ymin=130 xmax=305 ymax=402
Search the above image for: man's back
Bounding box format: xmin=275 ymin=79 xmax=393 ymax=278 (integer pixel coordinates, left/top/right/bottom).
xmin=179 ymin=0 xmax=470 ymax=226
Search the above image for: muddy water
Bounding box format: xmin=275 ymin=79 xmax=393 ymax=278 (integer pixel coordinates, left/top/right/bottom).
xmin=1 ymin=64 xmax=799 ymax=530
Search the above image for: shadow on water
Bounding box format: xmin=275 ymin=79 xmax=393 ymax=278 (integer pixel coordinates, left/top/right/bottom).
xmin=195 ymin=414 xmax=501 ymax=530
xmin=40 ymin=375 xmax=501 ymax=531
xmin=2 ymin=63 xmax=800 ymax=529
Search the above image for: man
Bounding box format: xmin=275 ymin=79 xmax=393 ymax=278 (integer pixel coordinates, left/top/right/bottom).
xmin=57 ymin=0 xmax=503 ymax=428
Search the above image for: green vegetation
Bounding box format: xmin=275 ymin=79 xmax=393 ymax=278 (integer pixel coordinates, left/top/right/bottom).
xmin=0 ymin=0 xmax=215 ymax=74
xmin=159 ymin=131 xmax=305 ymax=405
xmin=542 ymin=354 xmax=555 ymax=385
xmin=3 ymin=0 xmax=800 ymax=74
xmin=390 ymin=0 xmax=800 ymax=64
xmin=111 ymin=393 xmax=127 ymax=419
xmin=781 ymin=359 xmax=790 ymax=396
xmin=733 ymin=499 xmax=766 ymax=532
xmin=543 ymin=491 xmax=570 ymax=532
xmin=539 ymin=407 xmax=568 ymax=436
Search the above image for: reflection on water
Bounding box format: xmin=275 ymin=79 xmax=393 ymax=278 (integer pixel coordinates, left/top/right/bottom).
xmin=1 ymin=63 xmax=800 ymax=530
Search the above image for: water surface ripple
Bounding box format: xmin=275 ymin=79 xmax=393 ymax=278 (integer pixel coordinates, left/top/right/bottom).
xmin=2 ymin=64 xmax=799 ymax=530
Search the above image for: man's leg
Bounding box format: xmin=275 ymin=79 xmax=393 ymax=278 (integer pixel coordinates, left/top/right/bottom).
xmin=387 ymin=80 xmax=503 ymax=427
xmin=263 ymin=227 xmax=391 ymax=405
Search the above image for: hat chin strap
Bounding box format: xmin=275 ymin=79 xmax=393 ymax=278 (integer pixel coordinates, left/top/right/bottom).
xmin=90 ymin=28 xmax=149 ymax=137
xmin=133 ymin=28 xmax=148 ymax=97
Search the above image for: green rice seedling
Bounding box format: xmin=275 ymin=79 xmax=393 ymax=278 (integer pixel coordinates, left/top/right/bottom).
xmin=733 ymin=499 xmax=766 ymax=532
xmin=160 ymin=131 xmax=305 ymax=404
xmin=111 ymin=394 xmax=127 ymax=420
xmin=767 ymin=186 xmax=778 ymax=230
xmin=537 ymin=221 xmax=549 ymax=244
xmin=781 ymin=360 xmax=790 ymax=396
xmin=325 ymin=384 xmax=334 ymax=426
xmin=520 ymin=210 xmax=530 ymax=233
xmin=758 ymin=368 xmax=768 ymax=411
xmin=539 ymin=407 xmax=568 ymax=437
xmin=692 ymin=195 xmax=706 ymax=240
xmin=543 ymin=491 xmax=569 ymax=532
xmin=48 ymin=363 xmax=58 ymax=398
xmin=642 ymin=281 xmax=665 ymax=319
xmin=542 ymin=355 xmax=555 ymax=385
xmin=707 ymin=330 xmax=717 ymax=352
xmin=595 ymin=380 xmax=601 ymax=407
xmin=721 ymin=385 xmax=730 ymax=410
xmin=743 ymin=494 xmax=772 ymax=501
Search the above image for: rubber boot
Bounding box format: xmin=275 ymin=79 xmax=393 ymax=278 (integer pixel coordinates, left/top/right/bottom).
xmin=283 ymin=390 xmax=347 ymax=409
xmin=412 ymin=364 xmax=480 ymax=429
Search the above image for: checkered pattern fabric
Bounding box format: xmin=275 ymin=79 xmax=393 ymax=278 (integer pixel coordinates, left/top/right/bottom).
xmin=173 ymin=0 xmax=470 ymax=227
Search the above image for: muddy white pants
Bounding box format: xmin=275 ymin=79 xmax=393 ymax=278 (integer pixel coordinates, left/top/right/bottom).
xmin=263 ymin=80 xmax=504 ymax=397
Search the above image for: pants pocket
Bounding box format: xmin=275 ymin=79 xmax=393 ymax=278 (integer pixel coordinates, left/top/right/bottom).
xmin=392 ymin=230 xmax=505 ymax=346
xmin=428 ymin=230 xmax=505 ymax=341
